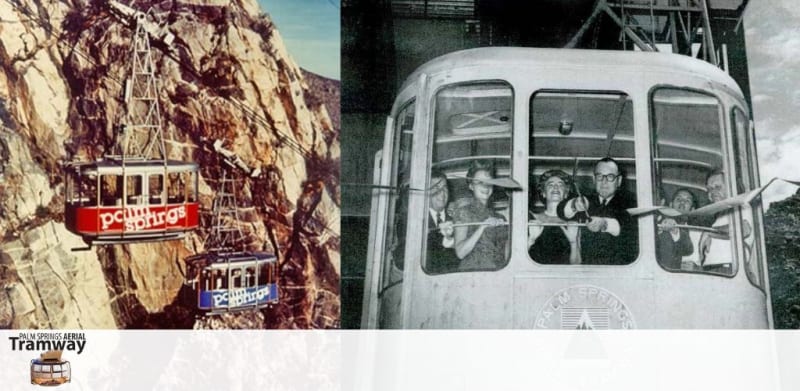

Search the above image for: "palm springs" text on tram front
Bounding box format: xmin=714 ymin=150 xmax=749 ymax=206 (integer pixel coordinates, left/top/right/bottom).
xmin=99 ymin=205 xmax=187 ymax=231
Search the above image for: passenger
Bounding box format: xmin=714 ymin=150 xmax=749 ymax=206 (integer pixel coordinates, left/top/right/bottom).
xmin=656 ymin=188 xmax=696 ymax=270
xmin=426 ymin=168 xmax=459 ymax=273
xmin=203 ymin=270 xmax=211 ymax=291
xmin=214 ymin=270 xmax=224 ymax=290
xmin=557 ymin=157 xmax=638 ymax=265
xmin=149 ymin=176 xmax=164 ymax=204
xmin=101 ymin=177 xmax=121 ymax=206
xmin=527 ymin=170 xmax=579 ymax=264
xmin=449 ymin=160 xmax=508 ymax=271
xmin=245 ymin=269 xmax=254 ymax=287
xmin=232 ymin=269 xmax=242 ymax=288
xmin=698 ymin=170 xmax=752 ymax=272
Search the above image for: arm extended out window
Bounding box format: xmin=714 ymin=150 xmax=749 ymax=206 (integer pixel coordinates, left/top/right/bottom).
xmin=529 ymin=91 xmax=637 ymax=266
xmin=424 ymin=81 xmax=513 ymax=274
xmin=651 ymin=88 xmax=736 ymax=277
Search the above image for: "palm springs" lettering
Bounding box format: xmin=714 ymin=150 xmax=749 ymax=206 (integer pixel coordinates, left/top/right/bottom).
xmin=99 ymin=205 xmax=187 ymax=231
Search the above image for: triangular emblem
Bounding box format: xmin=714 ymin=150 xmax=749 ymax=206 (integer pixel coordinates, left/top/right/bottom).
xmin=576 ymin=309 xmax=595 ymax=330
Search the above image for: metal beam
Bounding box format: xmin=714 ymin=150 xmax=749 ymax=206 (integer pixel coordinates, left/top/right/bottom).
xmin=601 ymin=1 xmax=656 ymax=52
xmin=564 ymin=0 xmax=606 ymax=49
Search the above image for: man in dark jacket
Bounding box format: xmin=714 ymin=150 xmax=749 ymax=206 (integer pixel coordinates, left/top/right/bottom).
xmin=557 ymin=157 xmax=638 ymax=265
xmin=656 ymin=188 xmax=696 ymax=269
xmin=426 ymin=169 xmax=459 ymax=273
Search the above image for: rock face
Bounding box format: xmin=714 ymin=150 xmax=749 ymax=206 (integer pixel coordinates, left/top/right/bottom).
xmin=0 ymin=0 xmax=339 ymax=328
xmin=765 ymin=191 xmax=800 ymax=329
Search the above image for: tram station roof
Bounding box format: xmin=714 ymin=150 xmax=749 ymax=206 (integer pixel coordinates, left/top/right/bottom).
xmin=386 ymin=0 xmax=748 ymax=19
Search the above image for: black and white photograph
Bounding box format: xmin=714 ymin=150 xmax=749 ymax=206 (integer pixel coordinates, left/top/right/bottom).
xmin=342 ymin=0 xmax=800 ymax=330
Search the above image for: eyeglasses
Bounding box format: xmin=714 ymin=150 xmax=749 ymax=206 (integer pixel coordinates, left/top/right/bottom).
xmin=594 ymin=173 xmax=620 ymax=182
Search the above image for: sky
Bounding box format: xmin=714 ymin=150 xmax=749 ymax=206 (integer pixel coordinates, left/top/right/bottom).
xmin=258 ymin=0 xmax=340 ymax=80
xmin=744 ymin=0 xmax=800 ymax=208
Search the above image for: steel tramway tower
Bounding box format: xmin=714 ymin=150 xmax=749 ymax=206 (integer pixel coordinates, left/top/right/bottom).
xmin=184 ymin=141 xmax=279 ymax=314
xmin=64 ymin=1 xmax=199 ymax=246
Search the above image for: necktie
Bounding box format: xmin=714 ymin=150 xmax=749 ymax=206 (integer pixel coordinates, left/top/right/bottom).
xmin=437 ymin=212 xmax=444 ymax=226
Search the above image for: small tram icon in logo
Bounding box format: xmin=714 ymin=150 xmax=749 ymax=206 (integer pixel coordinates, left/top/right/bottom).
xmin=30 ymin=350 xmax=71 ymax=386
xmin=535 ymin=285 xmax=636 ymax=329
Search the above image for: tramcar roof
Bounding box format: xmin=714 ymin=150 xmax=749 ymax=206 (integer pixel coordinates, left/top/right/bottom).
xmin=31 ymin=359 xmax=68 ymax=365
xmin=400 ymin=47 xmax=743 ymax=97
xmin=66 ymin=159 xmax=198 ymax=174
xmin=185 ymin=251 xmax=278 ymax=267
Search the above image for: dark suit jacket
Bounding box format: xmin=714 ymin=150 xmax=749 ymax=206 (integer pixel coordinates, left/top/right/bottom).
xmin=557 ymin=191 xmax=638 ymax=265
xmin=426 ymin=214 xmax=460 ymax=273
xmin=657 ymin=229 xmax=693 ymax=269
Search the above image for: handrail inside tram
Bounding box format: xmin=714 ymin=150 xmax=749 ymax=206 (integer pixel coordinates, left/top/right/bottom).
xmin=653 ymin=157 xmax=715 ymax=169
xmin=433 ymin=156 xmax=512 ymax=169
xmin=436 ymin=133 xmax=510 ymax=144
xmin=531 ymin=132 xmax=635 ymax=141
xmin=656 ymin=141 xmax=724 ymax=157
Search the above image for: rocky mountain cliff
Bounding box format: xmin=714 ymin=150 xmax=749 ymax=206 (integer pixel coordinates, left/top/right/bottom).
xmin=0 ymin=0 xmax=339 ymax=328
xmin=765 ymin=189 xmax=800 ymax=329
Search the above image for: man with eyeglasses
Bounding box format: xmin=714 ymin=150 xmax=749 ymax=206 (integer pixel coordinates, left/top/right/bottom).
xmin=557 ymin=157 xmax=638 ymax=265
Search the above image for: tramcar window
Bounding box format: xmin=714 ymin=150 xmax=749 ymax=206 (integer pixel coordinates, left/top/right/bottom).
xmin=149 ymin=174 xmax=164 ymax=205
xmin=66 ymin=172 xmax=76 ymax=204
xmin=259 ymin=263 xmax=268 ymax=285
xmin=732 ymin=107 xmax=765 ymax=289
xmin=245 ymin=266 xmax=255 ymax=287
xmin=424 ymin=81 xmax=513 ymax=274
xmin=167 ymin=173 xmax=185 ymax=204
xmin=651 ymin=88 xmax=735 ymax=276
xmin=81 ymin=173 xmax=98 ymax=206
xmin=231 ymin=268 xmax=242 ymax=288
xmin=101 ymin=175 xmax=122 ymax=206
xmin=213 ymin=269 xmax=226 ymax=289
xmin=187 ymin=171 xmax=197 ymax=202
xmin=381 ymin=100 xmax=414 ymax=288
xmin=529 ymin=91 xmax=637 ymax=265
xmin=126 ymin=175 xmax=143 ymax=205
xmin=202 ymin=269 xmax=211 ymax=291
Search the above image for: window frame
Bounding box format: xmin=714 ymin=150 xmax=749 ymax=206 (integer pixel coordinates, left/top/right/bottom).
xmin=379 ymin=99 xmax=416 ymax=292
xmin=731 ymin=105 xmax=767 ymax=292
xmin=527 ymin=88 xmax=639 ymax=266
xmin=649 ymin=85 xmax=738 ymax=278
xmin=422 ymin=80 xmax=515 ymax=275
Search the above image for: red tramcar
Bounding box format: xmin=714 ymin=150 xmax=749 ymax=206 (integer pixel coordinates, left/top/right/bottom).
xmin=64 ymin=158 xmax=199 ymax=245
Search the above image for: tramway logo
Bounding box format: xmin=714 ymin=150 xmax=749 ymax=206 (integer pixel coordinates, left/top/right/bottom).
xmin=99 ymin=205 xmax=187 ymax=231
xmin=212 ymin=286 xmax=271 ymax=307
xmin=535 ymin=285 xmax=636 ymax=329
xmin=30 ymin=350 xmax=72 ymax=387
xmin=7 ymin=333 xmax=83 ymax=387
